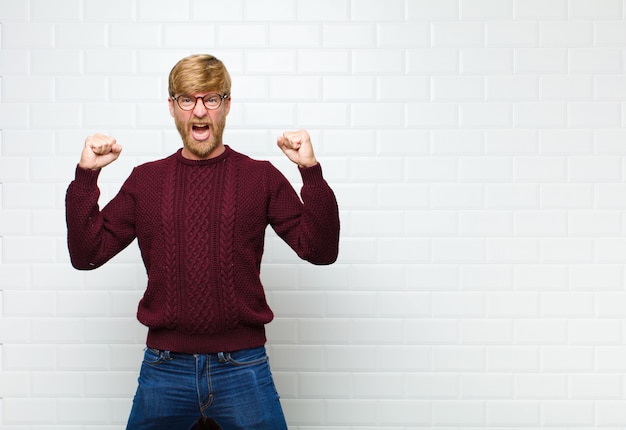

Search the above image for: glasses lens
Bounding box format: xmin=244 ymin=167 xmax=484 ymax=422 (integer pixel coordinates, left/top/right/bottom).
xmin=177 ymin=96 xmax=196 ymax=110
xmin=176 ymin=94 xmax=223 ymax=111
xmin=203 ymin=94 xmax=221 ymax=109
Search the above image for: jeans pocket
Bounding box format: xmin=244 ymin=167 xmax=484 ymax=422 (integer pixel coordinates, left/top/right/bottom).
xmin=143 ymin=347 xmax=165 ymax=365
xmin=224 ymin=347 xmax=269 ymax=367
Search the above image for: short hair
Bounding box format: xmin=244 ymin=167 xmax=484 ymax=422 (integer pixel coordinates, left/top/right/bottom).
xmin=168 ymin=54 xmax=232 ymax=97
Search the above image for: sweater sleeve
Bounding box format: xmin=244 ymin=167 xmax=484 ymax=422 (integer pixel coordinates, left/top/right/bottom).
xmin=267 ymin=162 xmax=340 ymax=265
xmin=65 ymin=165 xmax=137 ymax=270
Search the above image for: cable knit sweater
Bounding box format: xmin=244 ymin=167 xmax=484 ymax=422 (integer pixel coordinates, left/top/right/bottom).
xmin=65 ymin=146 xmax=340 ymax=353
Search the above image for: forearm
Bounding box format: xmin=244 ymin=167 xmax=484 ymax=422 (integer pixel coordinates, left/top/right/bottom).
xmin=65 ymin=166 xmax=135 ymax=269
xmin=298 ymin=164 xmax=340 ymax=264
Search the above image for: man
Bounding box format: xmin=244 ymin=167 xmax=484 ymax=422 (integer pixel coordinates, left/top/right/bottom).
xmin=65 ymin=54 xmax=340 ymax=429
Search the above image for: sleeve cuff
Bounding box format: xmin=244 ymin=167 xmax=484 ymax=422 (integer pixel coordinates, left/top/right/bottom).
xmin=298 ymin=162 xmax=326 ymax=187
xmin=73 ymin=164 xmax=101 ymax=188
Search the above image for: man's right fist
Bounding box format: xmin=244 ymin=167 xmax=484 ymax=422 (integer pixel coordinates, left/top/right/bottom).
xmin=79 ymin=133 xmax=123 ymax=170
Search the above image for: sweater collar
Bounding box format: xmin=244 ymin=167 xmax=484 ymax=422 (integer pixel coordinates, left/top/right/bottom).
xmin=175 ymin=145 xmax=232 ymax=166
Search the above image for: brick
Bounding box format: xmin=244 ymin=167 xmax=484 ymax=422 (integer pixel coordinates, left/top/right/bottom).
xmin=461 ymin=102 xmax=512 ymax=128
xmin=433 ymin=76 xmax=484 ymax=101
xmin=407 ymin=0 xmax=459 ymax=20
xmin=408 ymin=48 xmax=459 ymax=74
xmin=433 ymin=22 xmax=484 ymax=47
xmin=486 ymin=401 xmax=540 ymax=426
xmin=83 ymin=0 xmax=134 ymax=22
xmin=541 ymin=75 xmax=593 ymax=100
xmin=163 ymin=24 xmax=217 ymax=48
xmin=460 ymin=319 xmax=513 ymax=343
xmin=486 ymin=21 xmax=538 ymax=47
xmin=569 ymin=264 xmax=622 ymax=290
xmin=541 ymin=401 xmax=594 ymax=426
xmin=432 ymin=400 xmax=485 ymax=426
xmin=245 ymin=50 xmax=296 ymax=73
xmin=109 ymin=24 xmax=161 ymax=48
xmin=540 ymin=129 xmax=592 ymax=154
xmin=352 ymin=0 xmax=404 ymax=21
xmin=31 ymin=103 xmax=82 ymax=129
xmin=541 ymin=346 xmax=594 ymax=371
xmin=515 ymin=48 xmax=567 ymax=73
xmin=595 ymin=21 xmax=626 ymax=46
xmin=433 ymin=184 xmax=484 ymax=209
xmin=541 ymin=293 xmax=594 ymax=317
xmin=269 ymin=24 xmax=320 ymax=48
xmin=462 ymin=374 xmax=512 ymax=398
xmin=485 ymin=129 xmax=539 ymax=154
xmin=463 ymin=48 xmax=512 ymax=75
xmin=568 ymin=319 xmax=622 ymax=344
xmin=408 ymin=103 xmax=459 ymax=128
xmin=485 ymin=184 xmax=539 ymax=209
xmin=406 ymin=374 xmax=458 ymax=398
xmin=540 ymin=21 xmax=593 ymax=47
xmin=243 ymin=0 xmax=295 ymax=20
xmin=31 ymin=0 xmax=80 ymax=21
xmin=514 ymin=210 xmax=567 ymax=236
xmin=514 ymin=102 xmax=566 ymax=128
xmin=137 ymin=0 xmax=190 ymax=21
xmin=514 ymin=156 xmax=567 ymax=182
xmin=296 ymin=0 xmax=349 ymax=21
xmin=353 ymin=49 xmax=404 ymax=74
xmin=378 ymin=22 xmax=430 ymax=47
xmin=459 ymin=211 xmax=513 ymax=236
xmin=323 ymin=24 xmax=376 ymax=48
xmin=486 ymin=75 xmax=539 ymax=100
xmin=461 ymin=0 xmax=513 ymax=20
xmin=299 ymin=372 xmax=351 ymax=397
xmin=541 ymin=238 xmax=594 ymax=263
xmin=0 ymin=0 xmax=29 ymax=21
xmin=569 ymin=48 xmax=622 ymax=73
xmin=2 ymin=23 xmax=55 ymax=49
xmin=2 ymin=77 xmax=54 ymax=103
xmin=297 ymin=49 xmax=350 ymax=73
xmin=461 ymin=265 xmax=513 ymax=290
xmin=515 ymin=0 xmax=567 ymax=19
xmin=378 ymin=238 xmax=430 ymax=263
xmin=458 ymin=156 xmax=513 ymax=182
xmin=570 ymin=0 xmax=623 ymax=18
xmin=514 ymin=265 xmax=568 ymax=290
xmin=486 ymin=238 xmax=540 ymax=263
xmin=516 ymin=374 xmax=568 ymax=398
xmin=487 ymin=346 xmax=540 ymax=370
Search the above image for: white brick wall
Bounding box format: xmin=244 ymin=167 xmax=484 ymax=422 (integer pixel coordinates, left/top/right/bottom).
xmin=1 ymin=0 xmax=626 ymax=428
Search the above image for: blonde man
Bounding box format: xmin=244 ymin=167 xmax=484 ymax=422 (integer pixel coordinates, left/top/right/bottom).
xmin=66 ymin=54 xmax=340 ymax=429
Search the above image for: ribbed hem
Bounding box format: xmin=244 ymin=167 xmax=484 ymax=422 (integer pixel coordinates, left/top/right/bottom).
xmin=146 ymin=325 xmax=267 ymax=354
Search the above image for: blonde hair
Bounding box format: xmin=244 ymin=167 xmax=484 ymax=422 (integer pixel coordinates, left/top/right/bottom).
xmin=168 ymin=54 xmax=232 ymax=97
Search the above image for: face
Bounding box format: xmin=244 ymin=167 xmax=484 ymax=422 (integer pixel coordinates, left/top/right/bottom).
xmin=169 ymin=92 xmax=231 ymax=160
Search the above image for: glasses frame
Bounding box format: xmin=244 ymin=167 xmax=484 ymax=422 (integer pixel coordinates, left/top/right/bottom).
xmin=171 ymin=93 xmax=229 ymax=111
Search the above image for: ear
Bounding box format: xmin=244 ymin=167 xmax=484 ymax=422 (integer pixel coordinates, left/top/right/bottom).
xmin=224 ymin=96 xmax=231 ymax=115
xmin=168 ymin=97 xmax=175 ymax=117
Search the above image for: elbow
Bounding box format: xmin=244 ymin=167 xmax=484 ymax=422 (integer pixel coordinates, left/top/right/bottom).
xmin=70 ymin=257 xmax=98 ymax=271
xmin=304 ymin=242 xmax=339 ymax=265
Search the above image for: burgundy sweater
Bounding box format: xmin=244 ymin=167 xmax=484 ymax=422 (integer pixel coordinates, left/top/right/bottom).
xmin=66 ymin=146 xmax=340 ymax=353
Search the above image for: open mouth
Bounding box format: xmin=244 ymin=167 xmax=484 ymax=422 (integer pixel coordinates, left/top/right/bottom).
xmin=191 ymin=124 xmax=211 ymax=141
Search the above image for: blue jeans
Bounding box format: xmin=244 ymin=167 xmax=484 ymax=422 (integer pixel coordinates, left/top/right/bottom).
xmin=126 ymin=346 xmax=288 ymax=430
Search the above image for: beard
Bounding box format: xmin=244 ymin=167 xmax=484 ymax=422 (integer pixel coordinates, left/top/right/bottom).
xmin=174 ymin=114 xmax=227 ymax=159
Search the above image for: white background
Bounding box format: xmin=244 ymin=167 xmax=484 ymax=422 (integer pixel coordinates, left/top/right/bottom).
xmin=2 ymin=0 xmax=626 ymax=428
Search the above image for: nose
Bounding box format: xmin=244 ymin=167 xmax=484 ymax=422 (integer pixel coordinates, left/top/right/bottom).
xmin=192 ymin=97 xmax=208 ymax=117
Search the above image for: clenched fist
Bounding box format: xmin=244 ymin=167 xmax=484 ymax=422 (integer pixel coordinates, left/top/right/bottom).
xmin=276 ymin=129 xmax=318 ymax=168
xmin=79 ymin=133 xmax=122 ymax=170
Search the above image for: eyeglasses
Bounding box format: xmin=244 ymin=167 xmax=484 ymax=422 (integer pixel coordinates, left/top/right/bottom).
xmin=172 ymin=93 xmax=229 ymax=111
